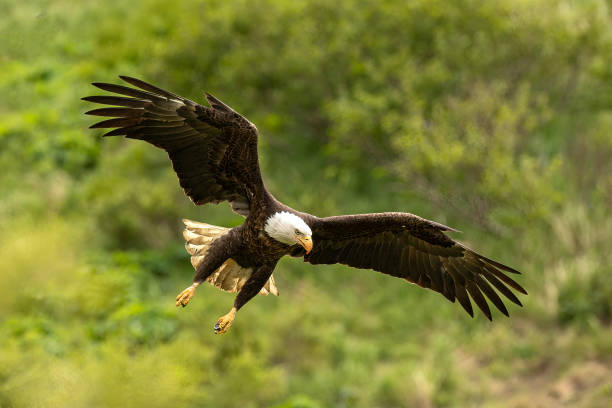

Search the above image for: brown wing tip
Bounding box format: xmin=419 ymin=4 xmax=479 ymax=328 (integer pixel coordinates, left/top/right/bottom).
xmin=84 ymin=108 xmax=105 ymax=115
xmin=118 ymin=75 xmax=150 ymax=89
xmin=481 ymin=254 xmax=521 ymax=275
xmin=118 ymin=75 xmax=145 ymax=86
xmin=507 ymin=278 xmax=528 ymax=295
xmin=118 ymin=75 xmax=136 ymax=82
xmin=102 ymin=128 xmax=128 ymax=137
xmin=459 ymin=242 xmax=521 ymax=275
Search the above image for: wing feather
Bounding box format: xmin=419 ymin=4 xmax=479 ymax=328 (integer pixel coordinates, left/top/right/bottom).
xmin=305 ymin=212 xmax=526 ymax=320
xmin=474 ymin=275 xmax=508 ymax=317
xmin=481 ymin=270 xmax=523 ymax=307
xmin=81 ymin=95 xmax=151 ymax=108
xmin=465 ymin=281 xmax=491 ymax=320
xmin=84 ymin=76 xmax=263 ymax=217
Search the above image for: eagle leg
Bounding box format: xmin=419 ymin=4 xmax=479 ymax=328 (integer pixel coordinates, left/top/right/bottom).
xmin=176 ymin=282 xmax=199 ymax=307
xmin=178 ymin=233 xmax=237 ymax=308
xmin=213 ymin=263 xmax=277 ymax=334
xmin=214 ymin=307 xmax=237 ymax=334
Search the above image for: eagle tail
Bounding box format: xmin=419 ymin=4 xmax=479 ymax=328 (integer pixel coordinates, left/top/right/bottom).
xmin=182 ymin=219 xmax=279 ymax=296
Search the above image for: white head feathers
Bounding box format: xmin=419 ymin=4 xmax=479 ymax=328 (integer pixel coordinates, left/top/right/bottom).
xmin=264 ymin=211 xmax=312 ymax=245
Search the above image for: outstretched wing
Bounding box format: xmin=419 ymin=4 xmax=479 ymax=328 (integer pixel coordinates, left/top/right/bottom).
xmin=304 ymin=213 xmax=526 ymax=320
xmin=83 ymin=76 xmax=262 ymax=217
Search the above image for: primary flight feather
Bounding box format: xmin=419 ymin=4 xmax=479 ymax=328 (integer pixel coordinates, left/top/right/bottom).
xmin=84 ymin=76 xmax=526 ymax=334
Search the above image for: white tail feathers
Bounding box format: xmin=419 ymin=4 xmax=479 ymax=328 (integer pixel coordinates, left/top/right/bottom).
xmin=182 ymin=219 xmax=279 ymax=296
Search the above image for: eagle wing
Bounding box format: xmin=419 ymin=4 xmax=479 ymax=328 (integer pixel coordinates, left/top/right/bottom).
xmin=304 ymin=213 xmax=526 ymax=320
xmin=83 ymin=76 xmax=262 ymax=217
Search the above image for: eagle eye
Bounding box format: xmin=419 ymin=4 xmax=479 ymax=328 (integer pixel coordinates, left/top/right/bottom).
xmin=295 ymin=229 xmax=301 ymax=235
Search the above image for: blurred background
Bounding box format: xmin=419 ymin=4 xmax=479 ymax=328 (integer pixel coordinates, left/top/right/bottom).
xmin=1 ymin=0 xmax=611 ymax=406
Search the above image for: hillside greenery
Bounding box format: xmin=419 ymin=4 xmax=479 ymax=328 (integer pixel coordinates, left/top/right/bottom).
xmin=1 ymin=0 xmax=611 ymax=407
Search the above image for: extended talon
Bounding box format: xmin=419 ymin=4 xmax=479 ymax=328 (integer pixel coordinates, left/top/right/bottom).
xmin=176 ymin=284 xmax=198 ymax=307
xmin=214 ymin=308 xmax=236 ymax=334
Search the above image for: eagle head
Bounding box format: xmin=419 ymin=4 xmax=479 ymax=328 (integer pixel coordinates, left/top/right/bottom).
xmin=264 ymin=212 xmax=313 ymax=253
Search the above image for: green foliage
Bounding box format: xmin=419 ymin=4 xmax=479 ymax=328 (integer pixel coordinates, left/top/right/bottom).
xmin=552 ymin=204 xmax=612 ymax=326
xmin=1 ymin=0 xmax=611 ymax=406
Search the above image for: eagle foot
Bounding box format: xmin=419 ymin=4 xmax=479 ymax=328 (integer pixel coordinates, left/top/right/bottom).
xmin=214 ymin=308 xmax=236 ymax=334
xmin=176 ymin=284 xmax=198 ymax=307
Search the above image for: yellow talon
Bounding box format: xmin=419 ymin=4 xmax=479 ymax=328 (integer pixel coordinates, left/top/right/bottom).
xmin=214 ymin=307 xmax=236 ymax=334
xmin=176 ymin=284 xmax=198 ymax=307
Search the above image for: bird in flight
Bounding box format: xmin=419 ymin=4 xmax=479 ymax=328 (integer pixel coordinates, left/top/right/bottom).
xmin=84 ymin=76 xmax=526 ymax=334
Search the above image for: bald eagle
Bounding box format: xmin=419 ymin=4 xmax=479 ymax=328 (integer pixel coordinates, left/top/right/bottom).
xmin=84 ymin=76 xmax=526 ymax=334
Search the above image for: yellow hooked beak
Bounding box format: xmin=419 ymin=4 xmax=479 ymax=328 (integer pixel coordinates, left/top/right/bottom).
xmin=297 ymin=235 xmax=313 ymax=254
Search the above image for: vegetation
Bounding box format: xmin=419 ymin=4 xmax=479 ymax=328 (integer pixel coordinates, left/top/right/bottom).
xmin=1 ymin=0 xmax=611 ymax=406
